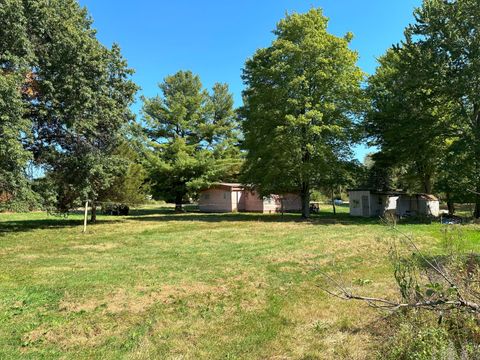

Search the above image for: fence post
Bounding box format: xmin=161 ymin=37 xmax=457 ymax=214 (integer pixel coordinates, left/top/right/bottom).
xmin=83 ymin=200 xmax=89 ymax=233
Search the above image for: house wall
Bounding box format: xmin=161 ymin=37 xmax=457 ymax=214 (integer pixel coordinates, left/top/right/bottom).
xmin=396 ymin=196 xmax=440 ymax=217
xmin=199 ymin=188 xmax=304 ymax=214
xmin=245 ymin=192 xmax=302 ymax=213
xmin=426 ymin=200 xmax=440 ymax=217
xmin=349 ymin=191 xmax=371 ymax=216
xmin=263 ymin=195 xmax=280 ymax=213
xmin=282 ymin=193 xmax=302 ymax=212
xmin=396 ymin=197 xmax=411 ymax=216
xmin=198 ymin=189 xmax=234 ymax=212
xmin=234 ymin=190 xmax=246 ymax=211
xmin=244 ymin=191 xmax=265 ymax=212
xmin=369 ymin=194 xmax=388 ymax=217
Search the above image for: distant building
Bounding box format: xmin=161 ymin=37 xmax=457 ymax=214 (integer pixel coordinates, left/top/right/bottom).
xmin=198 ymin=183 xmax=302 ymax=214
xmin=348 ymin=189 xmax=440 ymax=217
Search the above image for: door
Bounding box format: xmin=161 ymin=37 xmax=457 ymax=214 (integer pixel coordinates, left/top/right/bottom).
xmin=361 ymin=195 xmax=370 ymax=217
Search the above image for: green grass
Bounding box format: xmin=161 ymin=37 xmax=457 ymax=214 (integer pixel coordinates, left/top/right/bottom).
xmin=1 ymin=205 xmax=480 ymax=359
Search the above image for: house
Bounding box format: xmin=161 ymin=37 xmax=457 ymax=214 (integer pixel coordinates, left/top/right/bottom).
xmin=198 ymin=183 xmax=302 ymax=213
xmin=348 ymin=189 xmax=440 ymax=218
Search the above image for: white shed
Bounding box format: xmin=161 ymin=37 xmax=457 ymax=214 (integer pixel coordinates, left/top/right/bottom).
xmin=348 ymin=190 xmax=440 ymax=218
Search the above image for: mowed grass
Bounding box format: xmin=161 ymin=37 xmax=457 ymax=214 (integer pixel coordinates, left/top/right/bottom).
xmin=1 ymin=205 xmax=480 ymax=359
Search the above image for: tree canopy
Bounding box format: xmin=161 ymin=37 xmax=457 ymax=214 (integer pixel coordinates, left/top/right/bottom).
xmin=142 ymin=71 xmax=241 ymax=211
xmin=365 ymin=0 xmax=480 ymax=216
xmin=0 ymin=0 xmax=138 ymax=218
xmin=241 ymin=8 xmax=364 ymax=218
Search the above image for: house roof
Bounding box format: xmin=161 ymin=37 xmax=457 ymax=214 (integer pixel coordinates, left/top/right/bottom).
xmin=202 ymin=183 xmax=245 ymax=191
xmin=348 ymin=189 xmax=439 ymax=201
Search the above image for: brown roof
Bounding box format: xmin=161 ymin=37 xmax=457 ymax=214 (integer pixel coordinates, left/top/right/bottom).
xmin=418 ymin=194 xmax=439 ymax=201
xmin=203 ymin=183 xmax=244 ymax=191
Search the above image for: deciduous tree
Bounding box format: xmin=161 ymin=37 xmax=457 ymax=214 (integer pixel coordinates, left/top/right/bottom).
xmin=241 ymin=9 xmax=364 ymax=218
xmin=1 ymin=0 xmax=138 ymax=219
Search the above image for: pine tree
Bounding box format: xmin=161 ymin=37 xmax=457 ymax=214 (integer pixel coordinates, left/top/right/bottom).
xmin=143 ymin=71 xmax=241 ymax=211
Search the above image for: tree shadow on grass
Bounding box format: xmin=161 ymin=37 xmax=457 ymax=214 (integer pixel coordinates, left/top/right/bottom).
xmin=0 ymin=217 xmax=123 ymax=235
xmin=127 ymin=210 xmax=381 ymax=226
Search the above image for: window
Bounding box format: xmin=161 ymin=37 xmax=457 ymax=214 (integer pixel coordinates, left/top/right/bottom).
xmin=352 ymin=199 xmax=360 ymax=209
xmin=224 ymin=192 xmax=228 ymax=199
xmin=203 ymin=194 xmax=210 ymax=200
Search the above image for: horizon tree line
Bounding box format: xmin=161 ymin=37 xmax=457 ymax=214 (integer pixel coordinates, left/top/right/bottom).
xmin=1 ymin=0 xmax=479 ymax=219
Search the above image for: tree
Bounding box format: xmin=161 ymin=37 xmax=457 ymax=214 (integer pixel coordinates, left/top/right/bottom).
xmin=0 ymin=0 xmax=36 ymax=211
xmin=1 ymin=0 xmax=138 ymax=219
xmin=319 ymin=158 xmax=361 ymax=215
xmin=97 ymin=141 xmax=150 ymax=207
xmin=406 ymin=0 xmax=480 ymax=217
xmin=142 ymin=71 xmax=241 ymax=211
xmin=366 ymin=0 xmax=480 ymax=217
xmin=19 ymin=0 xmax=138 ymax=221
xmin=241 ymin=8 xmax=364 ymax=218
xmin=365 ymin=46 xmax=451 ymax=195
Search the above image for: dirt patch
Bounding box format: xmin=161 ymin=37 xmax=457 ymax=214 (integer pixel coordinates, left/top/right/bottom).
xmin=264 ymin=252 xmax=324 ymax=266
xmin=17 ymin=254 xmax=40 ymax=261
xmin=60 ymin=283 xmax=229 ymax=314
xmin=71 ymin=243 xmax=119 ymax=251
xmin=22 ymin=319 xmax=127 ymax=349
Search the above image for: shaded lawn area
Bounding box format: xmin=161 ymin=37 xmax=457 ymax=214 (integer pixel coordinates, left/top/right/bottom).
xmin=1 ymin=205 xmax=479 ymax=359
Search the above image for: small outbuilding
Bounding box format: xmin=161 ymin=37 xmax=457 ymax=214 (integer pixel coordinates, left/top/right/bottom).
xmin=348 ymin=189 xmax=440 ymax=218
xmin=198 ymin=183 xmax=302 ymax=214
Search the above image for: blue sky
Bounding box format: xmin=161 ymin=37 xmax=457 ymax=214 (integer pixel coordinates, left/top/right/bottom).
xmin=79 ymin=0 xmax=421 ymax=161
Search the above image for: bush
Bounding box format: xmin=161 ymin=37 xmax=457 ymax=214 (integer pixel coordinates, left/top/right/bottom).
xmin=102 ymin=203 xmax=130 ymax=216
xmin=381 ymin=312 xmax=480 ymax=359
xmin=379 ymin=227 xmax=480 ymax=359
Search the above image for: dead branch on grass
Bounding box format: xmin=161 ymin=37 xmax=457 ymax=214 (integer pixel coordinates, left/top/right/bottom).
xmin=320 ymin=222 xmax=480 ymax=315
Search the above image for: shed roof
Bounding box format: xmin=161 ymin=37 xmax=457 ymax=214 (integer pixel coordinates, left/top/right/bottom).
xmin=202 ymin=183 xmax=244 ymax=191
xmin=348 ymin=189 xmax=439 ymax=201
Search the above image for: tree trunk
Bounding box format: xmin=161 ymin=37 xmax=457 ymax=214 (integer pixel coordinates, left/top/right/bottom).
xmin=90 ymin=200 xmax=97 ymax=223
xmin=474 ymin=104 xmax=480 ymax=218
xmin=423 ymin=174 xmax=432 ymax=194
xmin=446 ymin=192 xmax=455 ymax=216
xmin=175 ymin=192 xmax=183 ymax=212
xmin=475 ymin=186 xmax=480 ymax=219
xmin=331 ymin=189 xmax=336 ymax=215
xmin=301 ymin=182 xmax=310 ymax=219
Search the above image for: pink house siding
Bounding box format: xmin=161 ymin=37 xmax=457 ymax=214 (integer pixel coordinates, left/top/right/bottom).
xmin=198 ymin=188 xmax=234 ymax=212
xmin=282 ymin=193 xmax=302 ymax=212
xmin=244 ymin=191 xmax=265 ymax=212
xmin=198 ymin=184 xmax=302 ymax=213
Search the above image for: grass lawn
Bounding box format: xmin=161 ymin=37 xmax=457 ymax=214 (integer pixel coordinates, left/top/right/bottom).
xmin=1 ymin=205 xmax=480 ymax=359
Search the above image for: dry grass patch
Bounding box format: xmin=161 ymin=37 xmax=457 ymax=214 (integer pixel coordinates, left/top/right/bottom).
xmin=70 ymin=243 xmax=120 ymax=251
xmin=60 ymin=283 xmax=230 ymax=315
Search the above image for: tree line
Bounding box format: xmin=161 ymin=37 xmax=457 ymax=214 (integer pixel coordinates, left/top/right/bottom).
xmin=1 ymin=0 xmax=479 ymax=219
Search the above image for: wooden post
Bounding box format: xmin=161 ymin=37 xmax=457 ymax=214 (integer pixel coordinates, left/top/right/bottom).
xmin=83 ymin=200 xmax=88 ymax=233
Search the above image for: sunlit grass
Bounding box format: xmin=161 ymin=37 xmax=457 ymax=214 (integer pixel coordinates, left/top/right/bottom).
xmin=0 ymin=204 xmax=478 ymax=359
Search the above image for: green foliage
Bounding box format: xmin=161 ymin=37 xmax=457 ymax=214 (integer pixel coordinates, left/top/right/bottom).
xmin=380 ymin=227 xmax=480 ymax=359
xmin=241 ymin=8 xmax=365 ymax=218
xmin=142 ymin=71 xmax=241 ymax=209
xmin=365 ymin=44 xmax=450 ymax=194
xmin=98 ymin=142 xmax=150 ymax=206
xmin=0 ymin=0 xmax=35 ymax=211
xmin=366 ymin=0 xmax=480 ymax=216
xmin=382 ymin=319 xmax=453 ymax=360
xmin=0 ymin=0 xmax=138 ymax=215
